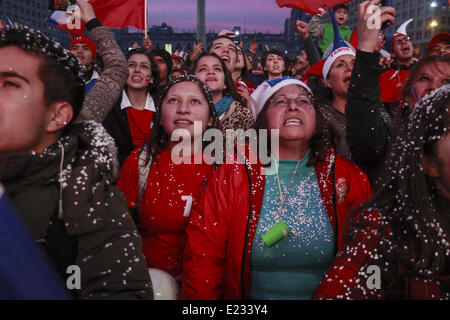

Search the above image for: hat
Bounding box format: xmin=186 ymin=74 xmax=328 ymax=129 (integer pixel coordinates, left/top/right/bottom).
xmin=389 ymin=18 xmax=413 ymax=52
xmin=322 ymin=8 xmax=355 ymax=80
xmin=250 ymin=77 xmax=312 ymax=116
xmin=151 ymin=48 xmax=173 ymax=74
xmin=427 ymin=32 xmax=450 ymax=54
xmin=349 ymin=28 xmax=358 ymax=51
xmin=172 ymin=55 xmax=183 ymax=63
xmin=69 ymin=36 xmax=97 ymax=62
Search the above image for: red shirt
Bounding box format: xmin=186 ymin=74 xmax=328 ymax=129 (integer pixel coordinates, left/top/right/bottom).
xmin=117 ymin=149 xmax=214 ymax=277
xmin=125 ymin=108 xmax=153 ymax=149
xmin=379 ymin=68 xmax=410 ymax=103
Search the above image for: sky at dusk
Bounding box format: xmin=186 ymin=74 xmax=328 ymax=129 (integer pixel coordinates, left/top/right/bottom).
xmin=147 ymin=0 xmax=292 ymax=34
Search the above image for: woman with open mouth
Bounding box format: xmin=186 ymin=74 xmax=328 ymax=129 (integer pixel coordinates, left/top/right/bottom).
xmin=182 ymin=77 xmax=372 ymax=300
xmin=318 ymin=33 xmax=356 ymax=162
xmin=117 ymin=75 xmax=220 ymax=293
xmin=190 ymin=52 xmax=254 ymax=135
xmin=102 ymin=48 xmax=161 ymax=167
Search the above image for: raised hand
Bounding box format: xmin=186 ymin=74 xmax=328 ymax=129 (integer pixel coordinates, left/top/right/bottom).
xmin=74 ymin=0 xmax=96 ymax=24
xmin=143 ymin=36 xmax=152 ymax=51
xmin=296 ymin=20 xmax=309 ymax=39
xmin=190 ymin=40 xmax=203 ymax=61
xmin=248 ymin=40 xmax=258 ymax=55
xmin=357 ymin=0 xmax=396 ymax=53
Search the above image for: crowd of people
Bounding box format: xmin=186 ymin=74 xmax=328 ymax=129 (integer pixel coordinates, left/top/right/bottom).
xmin=0 ymin=0 xmax=449 ymax=300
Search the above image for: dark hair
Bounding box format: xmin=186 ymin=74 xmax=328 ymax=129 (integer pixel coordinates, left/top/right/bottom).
xmin=151 ymin=48 xmax=173 ymax=74
xmin=188 ymin=52 xmax=246 ymax=108
xmin=126 ymin=48 xmax=161 ymax=95
xmin=0 ymin=24 xmax=85 ymax=129
xmin=168 ymin=67 xmax=188 ymax=81
xmin=313 ymin=84 xmax=334 ymax=106
xmin=208 ymin=35 xmax=238 ymax=62
xmin=146 ymin=74 xmax=220 ymax=158
xmin=253 ymin=85 xmax=334 ymax=167
xmin=334 ymin=4 xmax=349 ymax=12
xmin=349 ymin=85 xmax=450 ymax=278
xmin=236 ymin=45 xmax=251 ymax=82
xmin=261 ymin=50 xmax=289 ymax=79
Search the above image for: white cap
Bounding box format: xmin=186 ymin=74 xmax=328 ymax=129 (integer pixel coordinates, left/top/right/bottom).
xmin=390 ymin=19 xmax=413 ymax=52
xmin=322 ymin=46 xmax=355 ymax=80
xmin=394 ymin=18 xmax=413 ymax=38
xmin=250 ymin=77 xmax=312 ymax=117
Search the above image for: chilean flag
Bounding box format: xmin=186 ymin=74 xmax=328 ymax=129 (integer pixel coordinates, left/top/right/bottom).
xmin=49 ymin=0 xmax=146 ymax=38
xmin=276 ymin=0 xmax=352 ymax=15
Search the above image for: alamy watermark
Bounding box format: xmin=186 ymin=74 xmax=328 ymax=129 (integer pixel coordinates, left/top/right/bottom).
xmin=366 ymin=265 xmax=381 ymax=290
xmin=366 ymin=4 xmax=384 ymax=30
xmin=66 ymin=265 xmax=81 ymax=290
xmin=65 ymin=5 xmax=81 ymax=31
xmin=168 ymin=121 xmax=280 ymax=175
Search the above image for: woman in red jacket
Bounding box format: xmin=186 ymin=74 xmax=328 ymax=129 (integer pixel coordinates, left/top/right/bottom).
xmin=117 ymin=75 xmax=219 ymax=281
xmin=183 ymin=77 xmax=372 ymax=300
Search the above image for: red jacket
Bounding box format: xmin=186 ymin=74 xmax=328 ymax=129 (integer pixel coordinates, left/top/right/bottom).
xmin=313 ymin=210 xmax=450 ymax=300
xmin=182 ymin=149 xmax=372 ymax=299
xmin=379 ymin=66 xmax=410 ymax=103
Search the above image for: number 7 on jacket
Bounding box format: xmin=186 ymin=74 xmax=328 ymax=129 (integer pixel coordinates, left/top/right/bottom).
xmin=181 ymin=195 xmax=193 ymax=217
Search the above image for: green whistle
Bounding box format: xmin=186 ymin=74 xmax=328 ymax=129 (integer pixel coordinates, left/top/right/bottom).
xmin=261 ymin=220 xmax=290 ymax=247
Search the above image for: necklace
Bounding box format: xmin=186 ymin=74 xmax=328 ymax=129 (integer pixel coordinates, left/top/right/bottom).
xmin=261 ymin=156 xmax=301 ymax=247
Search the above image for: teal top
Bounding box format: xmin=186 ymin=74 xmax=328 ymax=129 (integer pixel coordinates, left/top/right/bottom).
xmin=249 ymin=150 xmax=335 ymax=300
xmin=319 ymin=23 xmax=353 ymax=53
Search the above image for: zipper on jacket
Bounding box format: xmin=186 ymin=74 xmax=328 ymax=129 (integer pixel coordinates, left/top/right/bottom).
xmin=331 ymin=159 xmax=338 ymax=253
xmin=240 ymin=160 xmax=253 ymax=299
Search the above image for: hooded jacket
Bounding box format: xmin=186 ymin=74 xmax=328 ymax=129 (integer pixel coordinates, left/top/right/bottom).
xmin=182 ymin=148 xmax=372 ymax=299
xmin=0 ymin=121 xmax=153 ymax=299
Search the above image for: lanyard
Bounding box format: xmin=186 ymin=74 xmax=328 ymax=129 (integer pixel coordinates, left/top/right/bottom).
xmin=273 ymin=157 xmax=302 ymax=219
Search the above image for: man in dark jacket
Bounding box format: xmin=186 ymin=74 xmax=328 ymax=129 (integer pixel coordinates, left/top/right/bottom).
xmin=0 ymin=0 xmax=152 ymax=300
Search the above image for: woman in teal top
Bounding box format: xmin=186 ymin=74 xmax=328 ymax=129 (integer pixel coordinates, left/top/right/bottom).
xmin=183 ymin=77 xmax=372 ymax=300
xmin=249 ymin=79 xmax=336 ymax=299
xmin=250 ymin=149 xmax=335 ymax=299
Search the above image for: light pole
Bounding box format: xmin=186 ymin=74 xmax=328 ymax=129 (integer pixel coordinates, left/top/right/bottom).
xmin=197 ymin=0 xmax=206 ymax=46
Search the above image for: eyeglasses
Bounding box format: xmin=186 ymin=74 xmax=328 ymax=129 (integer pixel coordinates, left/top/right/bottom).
xmin=269 ymin=96 xmax=313 ymax=109
xmin=394 ymin=37 xmax=411 ymax=46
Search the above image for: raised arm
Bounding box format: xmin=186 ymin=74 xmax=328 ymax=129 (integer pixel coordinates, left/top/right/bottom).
xmin=297 ymin=20 xmax=321 ymax=66
xmin=76 ymin=0 xmax=128 ymax=122
xmin=345 ymin=0 xmax=396 ymax=182
xmin=307 ymin=12 xmax=324 ymax=39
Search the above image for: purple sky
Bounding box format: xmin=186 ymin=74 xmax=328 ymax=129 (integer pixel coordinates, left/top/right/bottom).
xmin=147 ymin=0 xmax=292 ymax=33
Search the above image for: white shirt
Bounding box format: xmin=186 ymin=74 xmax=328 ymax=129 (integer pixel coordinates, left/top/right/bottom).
xmin=120 ymin=90 xmax=156 ymax=112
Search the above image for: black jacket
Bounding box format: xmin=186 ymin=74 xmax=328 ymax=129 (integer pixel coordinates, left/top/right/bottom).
xmin=103 ymin=94 xmax=134 ymax=167
xmin=345 ymin=50 xmax=395 ymax=184
xmin=1 ymin=121 xmax=153 ymax=299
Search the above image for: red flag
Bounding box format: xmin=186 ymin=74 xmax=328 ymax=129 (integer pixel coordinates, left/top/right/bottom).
xmin=276 ymin=0 xmax=352 ymax=15
xmin=89 ymin=0 xmax=145 ymax=30
xmin=61 ymin=24 xmax=86 ymax=39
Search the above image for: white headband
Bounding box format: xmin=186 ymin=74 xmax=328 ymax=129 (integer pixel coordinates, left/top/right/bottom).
xmin=322 ymin=46 xmax=355 ymax=80
xmin=250 ymin=77 xmax=312 ymax=117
